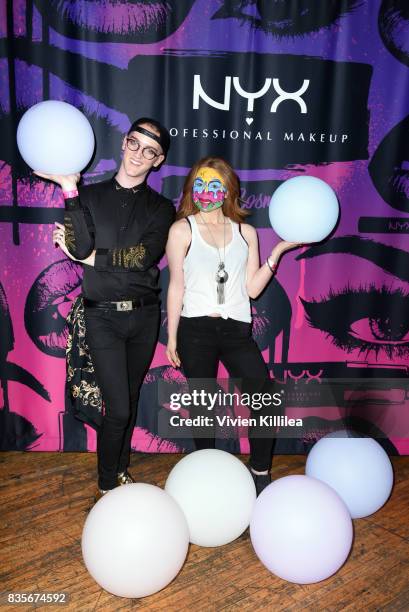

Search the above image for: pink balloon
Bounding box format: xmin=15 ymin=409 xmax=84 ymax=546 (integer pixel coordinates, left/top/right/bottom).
xmin=250 ymin=475 xmax=353 ymax=584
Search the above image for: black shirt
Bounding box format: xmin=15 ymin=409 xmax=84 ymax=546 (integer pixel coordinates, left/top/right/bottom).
xmin=64 ymin=176 xmax=176 ymax=301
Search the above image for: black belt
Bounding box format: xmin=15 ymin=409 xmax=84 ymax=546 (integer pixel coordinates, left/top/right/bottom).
xmin=83 ymin=295 xmax=159 ymax=311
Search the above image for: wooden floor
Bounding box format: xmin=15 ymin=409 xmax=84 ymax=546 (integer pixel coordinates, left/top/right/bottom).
xmin=1 ymin=452 xmax=408 ymax=612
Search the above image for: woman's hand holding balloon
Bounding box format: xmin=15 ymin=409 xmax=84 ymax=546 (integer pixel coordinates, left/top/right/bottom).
xmin=274 ymin=240 xmax=306 ymax=255
xmin=269 ymin=240 xmax=306 ymax=265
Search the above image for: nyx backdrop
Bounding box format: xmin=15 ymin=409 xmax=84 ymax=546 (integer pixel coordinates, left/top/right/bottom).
xmin=1 ymin=0 xmax=409 ymax=454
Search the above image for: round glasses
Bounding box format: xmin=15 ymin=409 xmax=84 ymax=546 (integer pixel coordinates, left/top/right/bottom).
xmin=126 ymin=137 xmax=161 ymax=160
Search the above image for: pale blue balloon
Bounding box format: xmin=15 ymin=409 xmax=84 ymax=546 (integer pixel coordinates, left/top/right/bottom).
xmin=250 ymin=475 xmax=353 ymax=584
xmin=306 ymin=433 xmax=394 ymax=518
xmin=268 ymin=175 xmax=339 ymax=242
xmin=17 ymin=100 xmax=95 ymax=174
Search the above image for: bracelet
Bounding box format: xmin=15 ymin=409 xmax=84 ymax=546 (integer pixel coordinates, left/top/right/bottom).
xmin=266 ymin=257 xmax=278 ymax=273
xmin=62 ymin=188 xmax=79 ymax=199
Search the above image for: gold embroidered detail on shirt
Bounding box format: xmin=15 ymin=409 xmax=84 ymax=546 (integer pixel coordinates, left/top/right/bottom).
xmin=64 ymin=213 xmax=76 ymax=251
xmin=112 ymin=244 xmax=146 ymax=269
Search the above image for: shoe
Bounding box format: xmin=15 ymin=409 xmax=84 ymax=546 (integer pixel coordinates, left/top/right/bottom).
xmin=117 ymin=470 xmax=135 ymax=486
xmin=84 ymin=487 xmax=115 ymax=514
xmin=94 ymin=487 xmax=109 ymax=503
xmin=248 ymin=466 xmax=271 ymax=496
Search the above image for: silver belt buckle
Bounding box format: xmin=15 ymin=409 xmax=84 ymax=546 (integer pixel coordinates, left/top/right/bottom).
xmin=117 ymin=300 xmax=132 ymax=311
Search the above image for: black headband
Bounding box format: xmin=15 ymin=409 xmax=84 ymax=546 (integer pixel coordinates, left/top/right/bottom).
xmin=128 ymin=118 xmax=170 ymax=156
xmin=132 ymin=126 xmax=163 ymax=151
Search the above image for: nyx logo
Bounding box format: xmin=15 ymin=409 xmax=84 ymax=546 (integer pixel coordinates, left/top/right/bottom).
xmin=193 ymin=74 xmax=310 ymax=122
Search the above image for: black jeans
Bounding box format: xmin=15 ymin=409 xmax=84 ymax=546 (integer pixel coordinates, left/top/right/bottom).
xmin=84 ymin=304 xmax=160 ymax=489
xmin=177 ymin=316 xmax=276 ymax=472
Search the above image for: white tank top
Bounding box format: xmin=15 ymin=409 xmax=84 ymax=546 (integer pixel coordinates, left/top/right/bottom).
xmin=181 ymin=214 xmax=252 ymax=322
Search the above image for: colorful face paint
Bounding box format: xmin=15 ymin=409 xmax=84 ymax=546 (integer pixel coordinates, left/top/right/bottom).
xmin=192 ymin=167 xmax=227 ymax=212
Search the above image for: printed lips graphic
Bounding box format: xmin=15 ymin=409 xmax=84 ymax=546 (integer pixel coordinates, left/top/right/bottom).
xmin=379 ymin=0 xmax=409 ymax=67
xmin=0 ymin=282 xmax=50 ymax=451
xmin=24 ymin=260 xmax=83 ymax=358
xmin=369 ymin=114 xmax=409 ymax=213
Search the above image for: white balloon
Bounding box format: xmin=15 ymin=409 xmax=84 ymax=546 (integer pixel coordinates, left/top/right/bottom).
xmin=306 ymin=434 xmax=394 ymax=518
xmin=250 ymin=475 xmax=353 ymax=584
xmin=17 ymin=100 xmax=95 ymax=174
xmin=82 ymin=484 xmax=189 ymax=598
xmin=165 ymin=449 xmax=256 ymax=546
xmin=268 ymin=175 xmax=339 ymax=242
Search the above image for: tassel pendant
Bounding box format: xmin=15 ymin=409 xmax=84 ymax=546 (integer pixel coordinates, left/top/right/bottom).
xmin=216 ymin=263 xmax=229 ymax=305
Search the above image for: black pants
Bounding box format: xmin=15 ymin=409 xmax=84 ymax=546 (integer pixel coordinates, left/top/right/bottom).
xmin=177 ymin=316 xmax=276 ymax=472
xmin=84 ymin=304 xmax=160 ymax=490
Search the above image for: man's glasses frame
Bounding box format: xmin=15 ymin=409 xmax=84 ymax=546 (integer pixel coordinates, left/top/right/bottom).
xmin=125 ymin=137 xmax=161 ymax=160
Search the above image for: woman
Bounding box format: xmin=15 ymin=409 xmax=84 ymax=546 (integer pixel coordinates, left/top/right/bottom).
xmin=166 ymin=156 xmax=303 ymax=494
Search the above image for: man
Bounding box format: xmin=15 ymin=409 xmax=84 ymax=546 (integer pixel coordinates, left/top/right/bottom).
xmin=35 ymin=118 xmax=175 ymax=500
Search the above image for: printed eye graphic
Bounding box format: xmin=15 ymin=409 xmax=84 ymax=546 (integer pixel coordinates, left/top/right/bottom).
xmin=300 ymin=284 xmax=409 ymax=359
xmin=211 ymin=0 xmax=363 ymax=36
xmin=379 ymin=0 xmax=409 ymax=67
xmin=34 ymin=0 xmax=195 ymax=44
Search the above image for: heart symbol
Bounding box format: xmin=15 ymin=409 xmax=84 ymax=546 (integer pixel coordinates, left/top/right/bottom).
xmin=246 ymin=117 xmax=253 ymax=125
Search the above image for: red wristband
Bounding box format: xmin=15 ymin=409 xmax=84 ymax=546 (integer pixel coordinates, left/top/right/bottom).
xmin=62 ymin=189 xmax=79 ymax=199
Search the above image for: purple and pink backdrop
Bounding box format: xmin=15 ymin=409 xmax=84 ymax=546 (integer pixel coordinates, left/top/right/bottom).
xmin=1 ymin=0 xmax=409 ymax=454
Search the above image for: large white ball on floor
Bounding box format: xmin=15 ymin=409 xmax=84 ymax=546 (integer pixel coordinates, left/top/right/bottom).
xmin=268 ymin=175 xmax=339 ymax=242
xmin=16 ymin=100 xmax=95 ymax=174
xmin=165 ymin=449 xmax=256 ymax=546
xmin=81 ymin=484 xmax=189 ymax=598
xmin=250 ymin=475 xmax=353 ymax=584
xmin=305 ymin=433 xmax=394 ymax=518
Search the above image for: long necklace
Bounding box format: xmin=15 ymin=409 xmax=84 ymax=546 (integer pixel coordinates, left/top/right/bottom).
xmin=199 ymin=212 xmax=229 ymax=305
